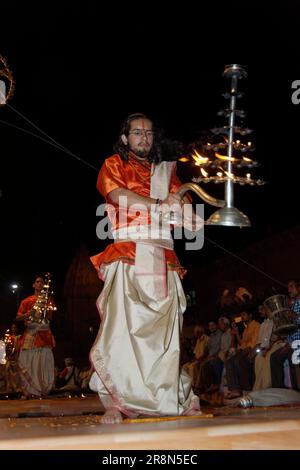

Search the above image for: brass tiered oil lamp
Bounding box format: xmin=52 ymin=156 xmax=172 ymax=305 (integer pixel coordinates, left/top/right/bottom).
xmin=177 ymin=64 xmax=264 ymax=227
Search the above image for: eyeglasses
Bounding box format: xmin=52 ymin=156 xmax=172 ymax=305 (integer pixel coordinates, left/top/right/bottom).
xmin=128 ymin=130 xmax=154 ymax=138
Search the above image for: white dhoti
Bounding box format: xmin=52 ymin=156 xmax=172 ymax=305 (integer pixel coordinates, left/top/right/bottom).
xmin=18 ymin=347 xmax=54 ymax=396
xmin=90 ymin=261 xmax=199 ymax=417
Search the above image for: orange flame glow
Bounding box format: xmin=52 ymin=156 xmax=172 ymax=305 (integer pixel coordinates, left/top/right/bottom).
xmin=215 ymin=152 xmax=238 ymax=162
xmin=192 ymin=150 xmax=209 ymax=165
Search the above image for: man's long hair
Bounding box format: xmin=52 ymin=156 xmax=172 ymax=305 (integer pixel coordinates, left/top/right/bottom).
xmin=113 ymin=113 xmax=185 ymax=163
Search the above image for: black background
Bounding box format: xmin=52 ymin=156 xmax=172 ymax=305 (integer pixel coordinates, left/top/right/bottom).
xmin=0 ymin=1 xmax=300 ymax=304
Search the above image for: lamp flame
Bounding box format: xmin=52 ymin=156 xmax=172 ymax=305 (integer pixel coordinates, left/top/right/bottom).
xmin=192 ymin=150 xmax=208 ymax=165
xmin=215 ymin=152 xmax=238 ymax=162
xmin=200 ymin=168 xmax=209 ymax=177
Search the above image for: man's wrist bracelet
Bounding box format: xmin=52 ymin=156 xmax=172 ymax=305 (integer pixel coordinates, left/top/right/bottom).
xmin=155 ymin=198 xmax=162 ymax=212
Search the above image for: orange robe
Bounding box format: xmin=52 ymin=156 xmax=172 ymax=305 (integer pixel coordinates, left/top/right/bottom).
xmin=17 ymin=295 xmax=55 ymax=349
xmin=91 ymin=153 xmax=186 ymax=279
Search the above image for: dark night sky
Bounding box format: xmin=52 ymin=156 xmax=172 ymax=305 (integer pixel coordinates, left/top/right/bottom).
xmin=1 ymin=1 xmax=300 ymax=302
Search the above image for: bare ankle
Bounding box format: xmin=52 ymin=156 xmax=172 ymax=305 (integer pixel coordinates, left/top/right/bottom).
xmin=101 ymin=408 xmax=123 ymax=424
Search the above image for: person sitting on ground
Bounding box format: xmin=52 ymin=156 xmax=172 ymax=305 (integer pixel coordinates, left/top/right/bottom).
xmin=202 ymin=316 xmax=232 ymax=394
xmin=195 ymin=320 xmax=222 ymax=393
xmin=270 ymin=279 xmax=300 ymax=390
xmin=56 ymin=358 xmax=79 ymax=391
xmin=182 ymin=324 xmax=208 ymax=392
xmin=3 ymin=323 xmax=22 ymax=394
xmin=78 ymin=366 xmax=93 ymax=392
xmin=252 ymin=303 xmax=285 ymax=391
xmin=224 ymin=308 xmax=260 ymax=398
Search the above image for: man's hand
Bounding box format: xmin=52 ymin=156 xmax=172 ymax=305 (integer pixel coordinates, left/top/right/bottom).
xmin=231 ymin=326 xmax=238 ymax=337
xmin=247 ymin=348 xmax=258 ymax=361
xmin=160 ymin=193 xmax=203 ymax=231
xmin=16 ymin=312 xmax=30 ymax=322
xmin=161 ymin=193 xmax=183 ymax=213
xmin=163 ymin=193 xmax=183 ymax=205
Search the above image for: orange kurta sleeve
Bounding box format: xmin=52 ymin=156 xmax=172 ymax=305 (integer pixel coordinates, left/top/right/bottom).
xmin=97 ymin=154 xmax=127 ymax=199
xmin=17 ymin=296 xmax=36 ymax=316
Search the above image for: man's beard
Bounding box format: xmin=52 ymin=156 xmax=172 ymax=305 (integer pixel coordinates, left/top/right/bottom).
xmin=131 ymin=146 xmax=151 ymax=158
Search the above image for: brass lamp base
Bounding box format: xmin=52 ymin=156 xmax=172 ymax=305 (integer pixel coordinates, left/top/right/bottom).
xmin=205 ymin=206 xmax=251 ymax=227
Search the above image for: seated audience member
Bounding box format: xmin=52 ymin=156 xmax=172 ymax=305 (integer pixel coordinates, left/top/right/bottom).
xmin=182 ymin=324 xmax=208 ymax=392
xmin=225 ymin=308 xmax=260 ymax=398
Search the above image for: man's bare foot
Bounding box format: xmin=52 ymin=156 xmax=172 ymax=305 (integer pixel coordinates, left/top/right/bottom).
xmin=182 ymin=396 xmax=202 ymax=416
xmin=101 ymin=408 xmax=123 ymax=424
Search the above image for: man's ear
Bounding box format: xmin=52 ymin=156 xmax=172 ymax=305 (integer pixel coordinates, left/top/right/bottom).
xmin=121 ymin=134 xmax=128 ymax=145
